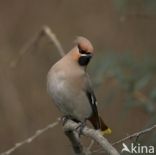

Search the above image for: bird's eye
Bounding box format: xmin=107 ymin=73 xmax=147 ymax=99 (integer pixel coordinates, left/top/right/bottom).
xmin=79 ymin=49 xmax=86 ymax=54
xmin=78 ymin=44 xmax=87 ymax=54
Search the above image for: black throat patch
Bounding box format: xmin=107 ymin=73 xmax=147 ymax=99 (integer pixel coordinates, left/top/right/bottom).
xmin=78 ymin=55 xmax=91 ymax=66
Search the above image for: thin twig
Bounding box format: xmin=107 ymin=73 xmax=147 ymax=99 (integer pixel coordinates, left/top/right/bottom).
xmin=10 ymin=25 xmax=65 ymax=68
xmin=0 ymin=120 xmax=59 ymax=155
xmin=43 ymin=26 xmax=65 ymax=57
xmin=112 ymin=124 xmax=156 ymax=145
xmin=1 ymin=120 xmax=155 ymax=155
xmin=87 ymin=140 xmax=95 ymax=152
xmin=9 ymin=29 xmax=42 ymax=68
xmin=93 ymin=124 xmax=156 ymax=154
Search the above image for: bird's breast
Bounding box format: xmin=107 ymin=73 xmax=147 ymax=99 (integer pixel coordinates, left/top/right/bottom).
xmin=47 ymin=70 xmax=66 ymax=100
xmin=47 ymin=67 xmax=92 ymax=121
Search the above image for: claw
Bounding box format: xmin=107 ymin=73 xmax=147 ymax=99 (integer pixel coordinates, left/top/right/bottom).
xmin=75 ymin=121 xmax=86 ymax=137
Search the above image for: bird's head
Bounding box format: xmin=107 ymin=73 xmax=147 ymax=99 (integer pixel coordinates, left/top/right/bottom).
xmin=71 ymin=36 xmax=94 ymax=66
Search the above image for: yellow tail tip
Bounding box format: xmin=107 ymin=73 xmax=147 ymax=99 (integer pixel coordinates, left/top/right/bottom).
xmin=101 ymin=128 xmax=112 ymax=135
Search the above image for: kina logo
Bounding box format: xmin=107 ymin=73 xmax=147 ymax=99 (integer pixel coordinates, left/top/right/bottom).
xmin=121 ymin=143 xmax=155 ymax=154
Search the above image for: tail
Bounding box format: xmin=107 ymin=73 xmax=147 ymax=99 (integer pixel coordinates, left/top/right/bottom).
xmin=89 ymin=115 xmax=112 ymax=135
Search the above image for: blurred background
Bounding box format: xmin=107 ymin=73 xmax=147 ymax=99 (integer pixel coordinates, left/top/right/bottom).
xmin=0 ymin=0 xmax=156 ymax=154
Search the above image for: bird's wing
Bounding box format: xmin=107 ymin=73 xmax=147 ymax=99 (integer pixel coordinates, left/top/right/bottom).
xmin=85 ymin=74 xmax=109 ymax=132
xmin=85 ymin=74 xmax=101 ymax=129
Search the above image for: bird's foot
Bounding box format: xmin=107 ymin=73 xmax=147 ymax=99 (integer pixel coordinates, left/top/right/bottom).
xmin=75 ymin=121 xmax=86 ymax=137
xmin=61 ymin=115 xmax=72 ymax=126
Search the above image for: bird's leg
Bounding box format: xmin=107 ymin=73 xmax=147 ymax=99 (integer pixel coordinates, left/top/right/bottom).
xmin=75 ymin=120 xmax=86 ymax=137
xmin=61 ymin=115 xmax=73 ymax=126
xmin=62 ymin=116 xmax=86 ymax=136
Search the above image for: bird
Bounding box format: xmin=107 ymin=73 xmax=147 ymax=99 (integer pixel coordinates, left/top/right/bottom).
xmin=47 ymin=36 xmax=111 ymax=135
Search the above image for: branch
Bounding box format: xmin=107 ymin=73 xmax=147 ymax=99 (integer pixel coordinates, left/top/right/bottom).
xmin=63 ymin=119 xmax=120 ymax=155
xmin=93 ymin=124 xmax=156 ymax=154
xmin=64 ymin=130 xmax=86 ymax=155
xmin=43 ymin=26 xmax=65 ymax=57
xmin=112 ymin=124 xmax=156 ymax=145
xmin=2 ymin=118 xmax=155 ymax=155
xmin=0 ymin=120 xmax=59 ymax=155
xmin=10 ymin=25 xmax=65 ymax=68
xmin=0 ymin=119 xmax=120 ymax=155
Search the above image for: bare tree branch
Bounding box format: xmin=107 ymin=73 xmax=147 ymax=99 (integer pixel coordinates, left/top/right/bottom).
xmin=9 ymin=25 xmax=65 ymax=68
xmin=63 ymin=119 xmax=120 ymax=155
xmin=93 ymin=124 xmax=156 ymax=154
xmin=0 ymin=120 xmax=59 ymax=155
xmin=1 ymin=118 xmax=155 ymax=155
xmin=64 ymin=130 xmax=87 ymax=155
xmin=0 ymin=118 xmax=120 ymax=155
xmin=87 ymin=140 xmax=95 ymax=152
xmin=43 ymin=26 xmax=65 ymax=57
xmin=112 ymin=124 xmax=156 ymax=145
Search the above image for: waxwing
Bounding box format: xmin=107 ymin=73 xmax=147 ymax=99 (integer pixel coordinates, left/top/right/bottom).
xmin=47 ymin=36 xmax=111 ymax=135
